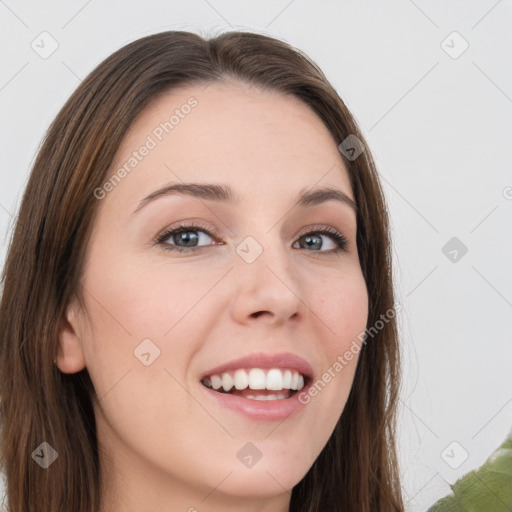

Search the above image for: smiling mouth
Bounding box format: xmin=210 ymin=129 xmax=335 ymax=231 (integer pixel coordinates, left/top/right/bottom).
xmin=200 ymin=368 xmax=308 ymax=401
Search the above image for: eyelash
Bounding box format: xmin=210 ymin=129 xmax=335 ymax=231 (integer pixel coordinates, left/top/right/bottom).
xmin=154 ymin=222 xmax=349 ymax=255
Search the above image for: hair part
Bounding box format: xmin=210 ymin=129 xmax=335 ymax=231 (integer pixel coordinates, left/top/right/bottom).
xmin=0 ymin=30 xmax=404 ymax=512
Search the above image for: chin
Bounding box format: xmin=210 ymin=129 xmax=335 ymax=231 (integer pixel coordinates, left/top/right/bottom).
xmin=206 ymin=457 xmax=309 ymax=498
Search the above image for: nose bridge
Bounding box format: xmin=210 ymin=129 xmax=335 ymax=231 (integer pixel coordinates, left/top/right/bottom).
xmin=235 ymin=196 xmax=289 ymax=262
xmin=231 ymin=225 xmax=303 ymax=323
xmin=236 ymin=221 xmax=291 ymax=281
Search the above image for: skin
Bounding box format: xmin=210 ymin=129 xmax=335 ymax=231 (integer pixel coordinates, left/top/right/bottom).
xmin=57 ymin=80 xmax=369 ymax=512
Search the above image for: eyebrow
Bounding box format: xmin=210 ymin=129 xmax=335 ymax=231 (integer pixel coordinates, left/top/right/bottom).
xmin=131 ymin=182 xmax=358 ymax=216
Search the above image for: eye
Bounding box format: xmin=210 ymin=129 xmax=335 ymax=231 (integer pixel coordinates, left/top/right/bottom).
xmin=293 ymin=225 xmax=348 ymax=253
xmin=155 ymin=222 xmax=219 ymax=254
xmin=155 ymin=223 xmax=349 ymax=254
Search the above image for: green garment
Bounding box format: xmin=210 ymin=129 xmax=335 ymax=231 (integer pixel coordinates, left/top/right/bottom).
xmin=427 ymin=427 xmax=512 ymax=511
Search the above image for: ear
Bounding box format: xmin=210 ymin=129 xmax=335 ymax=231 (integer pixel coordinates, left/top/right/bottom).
xmin=56 ymin=298 xmax=87 ymax=373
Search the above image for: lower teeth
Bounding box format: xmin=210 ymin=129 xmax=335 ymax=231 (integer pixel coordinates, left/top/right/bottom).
xmin=245 ymin=393 xmax=288 ymax=401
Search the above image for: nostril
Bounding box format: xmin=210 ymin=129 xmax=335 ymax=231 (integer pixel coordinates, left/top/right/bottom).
xmin=251 ymin=311 xmax=270 ymax=319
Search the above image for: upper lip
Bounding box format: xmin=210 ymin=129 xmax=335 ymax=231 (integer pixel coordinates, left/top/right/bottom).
xmin=200 ymin=352 xmax=314 ymax=381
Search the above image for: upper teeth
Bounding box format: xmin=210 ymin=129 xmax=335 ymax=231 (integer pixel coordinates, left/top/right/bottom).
xmin=203 ymin=368 xmax=305 ymax=392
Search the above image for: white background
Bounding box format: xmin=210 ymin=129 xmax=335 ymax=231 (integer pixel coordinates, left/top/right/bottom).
xmin=1 ymin=1 xmax=511 ymax=510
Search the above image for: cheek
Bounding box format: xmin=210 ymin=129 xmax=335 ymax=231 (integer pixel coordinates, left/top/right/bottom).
xmin=323 ymin=272 xmax=368 ymax=396
xmin=296 ymin=268 xmax=368 ymax=438
xmin=78 ymin=254 xmax=211 ymax=446
xmin=311 ymin=269 xmax=369 ymax=352
xmin=78 ymin=251 xmax=222 ymax=387
xmin=82 ymin=251 xmax=211 ymax=338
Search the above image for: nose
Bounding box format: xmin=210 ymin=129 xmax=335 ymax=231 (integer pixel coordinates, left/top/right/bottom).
xmin=230 ymin=237 xmax=303 ymax=326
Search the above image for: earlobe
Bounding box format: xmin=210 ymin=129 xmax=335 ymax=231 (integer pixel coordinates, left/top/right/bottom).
xmin=56 ymin=301 xmax=87 ymax=374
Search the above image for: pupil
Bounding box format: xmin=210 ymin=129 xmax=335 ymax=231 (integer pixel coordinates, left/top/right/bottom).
xmin=304 ymin=235 xmax=321 ymax=250
xmin=177 ymin=231 xmax=198 ymax=247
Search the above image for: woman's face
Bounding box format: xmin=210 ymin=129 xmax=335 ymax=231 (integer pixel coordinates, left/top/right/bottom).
xmin=58 ymin=81 xmax=368 ymax=511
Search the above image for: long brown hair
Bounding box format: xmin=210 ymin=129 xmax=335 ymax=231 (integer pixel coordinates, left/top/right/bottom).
xmin=0 ymin=30 xmax=404 ymax=511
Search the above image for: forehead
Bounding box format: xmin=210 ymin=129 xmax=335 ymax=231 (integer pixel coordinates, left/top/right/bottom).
xmin=106 ymin=81 xmax=354 ymax=209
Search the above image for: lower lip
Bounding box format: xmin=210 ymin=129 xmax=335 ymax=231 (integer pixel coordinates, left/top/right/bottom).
xmin=199 ymin=382 xmax=312 ymax=422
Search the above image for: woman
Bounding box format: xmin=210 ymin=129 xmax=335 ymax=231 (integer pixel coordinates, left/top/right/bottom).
xmin=0 ymin=30 xmax=404 ymax=511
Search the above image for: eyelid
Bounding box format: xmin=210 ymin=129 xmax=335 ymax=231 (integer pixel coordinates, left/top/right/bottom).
xmin=296 ymin=223 xmax=342 ymax=237
xmin=296 ymin=224 xmax=349 ymax=251
xmin=155 ymin=222 xmax=346 ymax=243
xmin=154 ymin=220 xmax=221 ymax=245
xmin=154 ymin=220 xmax=349 ymax=255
